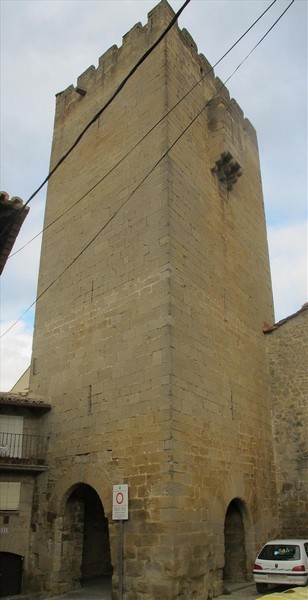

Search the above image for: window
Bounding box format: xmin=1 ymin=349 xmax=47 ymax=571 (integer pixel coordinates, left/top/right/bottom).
xmin=0 ymin=415 xmax=23 ymax=458
xmin=258 ymin=544 xmax=300 ymax=561
xmin=0 ymin=482 xmax=21 ymax=510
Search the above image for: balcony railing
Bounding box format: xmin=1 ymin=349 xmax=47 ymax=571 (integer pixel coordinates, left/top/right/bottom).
xmin=0 ymin=432 xmax=49 ymax=466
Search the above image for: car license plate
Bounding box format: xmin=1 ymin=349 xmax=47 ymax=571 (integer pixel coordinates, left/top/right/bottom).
xmin=268 ymin=574 xmax=287 ymax=579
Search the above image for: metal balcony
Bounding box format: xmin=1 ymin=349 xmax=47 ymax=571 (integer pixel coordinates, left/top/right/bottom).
xmin=0 ymin=432 xmax=49 ymax=471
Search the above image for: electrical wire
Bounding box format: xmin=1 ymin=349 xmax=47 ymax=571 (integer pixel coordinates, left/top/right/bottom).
xmin=1 ymin=0 xmax=295 ymax=339
xmin=0 ymin=0 xmax=191 ymax=243
xmin=9 ymin=0 xmax=277 ymax=259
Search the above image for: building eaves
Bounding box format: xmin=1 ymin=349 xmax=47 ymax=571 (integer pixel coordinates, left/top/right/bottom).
xmin=0 ymin=392 xmax=51 ymax=411
xmin=0 ymin=191 xmax=29 ymax=275
xmin=263 ymin=302 xmax=308 ymax=334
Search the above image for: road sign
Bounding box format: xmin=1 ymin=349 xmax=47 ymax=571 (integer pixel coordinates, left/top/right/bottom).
xmin=112 ymin=484 xmax=128 ymax=520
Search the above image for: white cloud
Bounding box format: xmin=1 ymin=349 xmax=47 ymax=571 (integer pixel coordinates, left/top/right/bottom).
xmin=0 ymin=320 xmax=32 ymax=391
xmin=268 ymin=222 xmax=308 ymax=321
xmin=0 ymin=221 xmax=42 ymax=322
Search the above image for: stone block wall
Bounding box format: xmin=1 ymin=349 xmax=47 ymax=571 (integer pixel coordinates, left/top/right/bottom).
xmin=27 ymin=1 xmax=278 ymax=598
xmin=265 ymin=304 xmax=308 ymax=537
xmin=160 ymin=10 xmax=277 ymax=596
xmin=29 ymin=3 xmax=176 ymax=597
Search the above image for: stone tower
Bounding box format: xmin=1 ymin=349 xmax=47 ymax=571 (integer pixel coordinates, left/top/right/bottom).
xmin=28 ymin=2 xmax=277 ymax=598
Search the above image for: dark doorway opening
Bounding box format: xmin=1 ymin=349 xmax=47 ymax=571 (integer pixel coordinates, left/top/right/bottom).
xmin=81 ymin=486 xmax=112 ymax=581
xmin=223 ymin=498 xmax=247 ymax=583
xmin=0 ymin=552 xmax=23 ymax=597
xmin=62 ymin=484 xmax=112 ymax=590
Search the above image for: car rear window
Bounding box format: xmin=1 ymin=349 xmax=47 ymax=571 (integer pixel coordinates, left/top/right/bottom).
xmin=258 ymin=544 xmax=301 ymax=561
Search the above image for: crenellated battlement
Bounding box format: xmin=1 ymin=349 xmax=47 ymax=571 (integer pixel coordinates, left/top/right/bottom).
xmin=54 ymin=2 xmax=214 ymax=116
xmin=54 ymin=0 xmax=254 ymax=154
xmin=122 ymin=21 xmax=143 ymax=46
xmin=181 ymin=27 xmax=198 ymax=54
xmin=55 ymin=1 xmax=176 ymax=113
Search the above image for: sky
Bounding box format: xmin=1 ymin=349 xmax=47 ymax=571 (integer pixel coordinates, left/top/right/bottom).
xmin=0 ymin=0 xmax=307 ymax=391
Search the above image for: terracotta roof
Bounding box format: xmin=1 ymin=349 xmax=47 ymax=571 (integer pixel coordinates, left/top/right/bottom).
xmin=263 ymin=302 xmax=308 ymax=334
xmin=0 ymin=392 xmax=51 ymax=410
xmin=0 ymin=191 xmax=29 ymax=274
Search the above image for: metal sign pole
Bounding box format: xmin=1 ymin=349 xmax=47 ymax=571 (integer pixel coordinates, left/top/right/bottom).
xmin=119 ymin=519 xmax=123 ymax=600
xmin=113 ymin=484 xmax=128 ymax=600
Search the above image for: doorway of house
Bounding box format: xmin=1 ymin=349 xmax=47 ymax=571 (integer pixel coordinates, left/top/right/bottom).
xmin=0 ymin=552 xmax=23 ymax=597
xmin=62 ymin=484 xmax=112 ymax=591
xmin=223 ymin=498 xmax=247 ymax=583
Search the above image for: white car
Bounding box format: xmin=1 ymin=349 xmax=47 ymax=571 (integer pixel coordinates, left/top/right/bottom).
xmin=253 ymin=539 xmax=308 ymax=594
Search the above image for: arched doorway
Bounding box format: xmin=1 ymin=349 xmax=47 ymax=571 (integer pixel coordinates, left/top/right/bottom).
xmin=0 ymin=552 xmax=23 ymax=597
xmin=223 ymin=498 xmax=247 ymax=583
xmin=61 ymin=484 xmax=112 ymax=589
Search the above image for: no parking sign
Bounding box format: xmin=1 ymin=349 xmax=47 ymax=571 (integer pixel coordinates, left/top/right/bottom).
xmin=112 ymin=484 xmax=128 ymax=520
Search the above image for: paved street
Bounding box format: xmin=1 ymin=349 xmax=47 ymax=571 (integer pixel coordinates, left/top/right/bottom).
xmin=48 ymin=581 xmax=302 ymax=600
xmin=33 ymin=580 xmax=272 ymax=600
xmin=47 ymin=585 xmax=260 ymax=600
xmin=48 ymin=578 xmax=111 ymax=599
xmin=219 ymin=582 xmax=267 ymax=599
xmin=7 ymin=580 xmax=302 ymax=600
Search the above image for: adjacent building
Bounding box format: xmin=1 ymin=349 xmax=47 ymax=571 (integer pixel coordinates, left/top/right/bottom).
xmin=264 ymin=304 xmax=308 ymax=536
xmin=0 ymin=393 xmax=50 ymax=596
xmin=0 ymin=192 xmax=29 ymax=275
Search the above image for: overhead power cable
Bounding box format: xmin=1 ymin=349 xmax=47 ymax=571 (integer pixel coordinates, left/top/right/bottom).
xmin=0 ymin=0 xmax=191 ymax=243
xmin=10 ymin=0 xmax=277 ymax=259
xmin=1 ymin=0 xmax=295 ymax=339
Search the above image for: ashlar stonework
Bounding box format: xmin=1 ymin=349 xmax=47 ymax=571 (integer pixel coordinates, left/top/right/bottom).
xmin=265 ymin=304 xmax=308 ymax=537
xmin=25 ymin=2 xmax=277 ymax=598
xmin=1 ymin=1 xmax=305 ymax=599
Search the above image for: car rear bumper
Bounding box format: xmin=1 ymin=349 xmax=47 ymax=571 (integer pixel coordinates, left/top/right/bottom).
xmin=253 ymin=571 xmax=308 ymax=586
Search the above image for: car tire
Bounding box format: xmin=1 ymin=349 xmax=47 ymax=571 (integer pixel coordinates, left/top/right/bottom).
xmin=256 ymin=582 xmax=268 ymax=594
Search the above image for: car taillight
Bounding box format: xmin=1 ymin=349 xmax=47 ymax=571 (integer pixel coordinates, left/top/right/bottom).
xmin=254 ymin=564 xmax=263 ymax=570
xmin=292 ymin=565 xmax=305 ymax=572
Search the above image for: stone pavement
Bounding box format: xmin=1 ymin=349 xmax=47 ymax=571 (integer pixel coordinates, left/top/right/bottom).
xmin=47 ymin=577 xmax=111 ymax=600
xmin=219 ymin=582 xmax=264 ymax=599
xmin=46 ymin=582 xmax=260 ymax=600
xmin=6 ymin=580 xmax=299 ymax=600
xmin=17 ymin=581 xmax=262 ymax=600
xmin=49 ymin=581 xmax=301 ymax=600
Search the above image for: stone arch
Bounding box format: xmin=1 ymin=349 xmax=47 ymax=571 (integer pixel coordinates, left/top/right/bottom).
xmin=207 ymin=473 xmax=256 ymax=586
xmin=45 ymin=464 xmax=115 ymax=594
xmin=208 ymin=473 xmax=254 ymax=531
xmin=55 ymin=483 xmax=113 ymax=592
xmin=223 ymin=497 xmax=247 ymax=583
xmin=48 ymin=462 xmax=113 ymax=519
